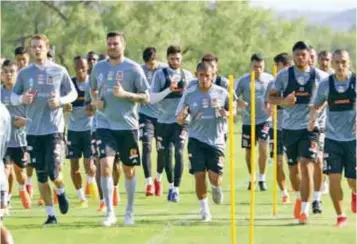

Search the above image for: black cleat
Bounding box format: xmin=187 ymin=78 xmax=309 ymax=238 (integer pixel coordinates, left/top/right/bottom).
xmin=43 ymin=215 xmax=57 ymax=226
xmin=258 ymin=181 xmax=267 ymax=191
xmin=57 ymin=192 xmax=69 ymax=214
xmin=312 ymin=200 xmax=323 ymax=214
xmin=247 ymin=182 xmax=252 ymax=191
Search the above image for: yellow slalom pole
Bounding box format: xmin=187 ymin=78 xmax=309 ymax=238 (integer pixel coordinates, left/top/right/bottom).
xmin=249 ymin=71 xmax=256 ymax=244
xmin=228 ymin=75 xmax=237 ymax=244
xmin=272 ymin=65 xmax=278 ymax=216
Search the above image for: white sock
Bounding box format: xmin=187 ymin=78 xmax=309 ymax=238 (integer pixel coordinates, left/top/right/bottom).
xmin=281 ymin=190 xmax=288 ymax=197
xmin=156 ymin=173 xmax=162 ymax=182
xmin=87 ymin=176 xmax=95 ymax=184
xmin=18 ymin=184 xmax=25 ymax=191
xmin=46 ymin=206 xmax=55 ymax=216
xmin=338 ymin=213 xmax=346 ymax=218
xmin=169 ymin=183 xmax=174 ymax=189
xmin=313 ymin=191 xmax=322 ymax=202
xmin=294 ymin=192 xmax=301 ymax=200
xmin=258 ymin=174 xmax=266 ymax=182
xmin=56 ymin=187 xmax=65 ymax=195
xmin=301 ymin=202 xmax=310 ymax=215
xmin=145 ymin=177 xmax=153 ymax=186
xmin=199 ymin=198 xmax=209 ymax=212
xmin=174 ymin=187 xmax=179 ymax=194
xmin=26 ymin=178 xmax=32 ymax=185
xmin=8 ymin=194 xmax=12 ymax=201
xmin=76 ymin=188 xmax=86 ymax=201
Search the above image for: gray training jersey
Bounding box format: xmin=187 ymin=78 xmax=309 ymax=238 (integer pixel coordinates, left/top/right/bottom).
xmin=235 ymin=72 xmax=274 ymax=125
xmin=12 ymin=62 xmax=77 ymax=136
xmin=1 ymin=86 xmax=27 ymax=147
xmin=0 ymin=102 xmax=11 ymax=165
xmin=274 ymin=67 xmax=329 ymax=130
xmin=313 ymin=73 xmax=356 ymax=141
xmin=265 ymin=81 xmax=284 ymax=131
xmin=176 ymin=83 xmax=228 ymax=153
xmin=151 ymin=67 xmax=194 ymax=124
xmin=139 ymin=62 xmax=167 ymax=118
xmin=90 ymin=58 xmax=150 ymax=131
xmin=68 ymin=78 xmax=93 ymax=132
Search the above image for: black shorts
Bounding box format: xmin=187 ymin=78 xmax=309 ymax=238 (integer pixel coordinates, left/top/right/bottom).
xmin=241 ymin=122 xmax=270 ymax=149
xmin=188 ymin=138 xmax=224 ymax=175
xmin=91 ymin=131 xmax=98 ymax=157
xmin=96 ymin=128 xmax=140 ymax=166
xmin=26 ymin=133 xmax=64 ymax=172
xmin=156 ymin=122 xmax=188 ymax=150
xmin=323 ymin=139 xmax=356 ymax=179
xmin=66 ymin=130 xmax=92 ymax=159
xmin=139 ymin=113 xmax=157 ymax=143
xmin=4 ymin=147 xmax=27 ymax=168
xmin=283 ymin=128 xmax=319 ymax=166
xmin=269 ymin=129 xmax=284 ymax=157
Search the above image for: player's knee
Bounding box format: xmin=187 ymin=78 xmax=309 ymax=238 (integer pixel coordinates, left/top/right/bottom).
xmin=36 ymin=170 xmax=48 ymax=183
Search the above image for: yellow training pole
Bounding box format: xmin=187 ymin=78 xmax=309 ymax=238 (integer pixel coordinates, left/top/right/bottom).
xmin=272 ymin=65 xmax=278 ymax=216
xmin=228 ymin=75 xmax=237 ymax=244
xmin=249 ymin=71 xmax=256 ymax=244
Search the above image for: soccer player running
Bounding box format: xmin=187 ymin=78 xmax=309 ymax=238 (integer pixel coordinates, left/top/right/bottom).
xmin=1 ymin=60 xmax=31 ymax=209
xmin=235 ymin=54 xmax=274 ymax=191
xmin=14 ymin=47 xmax=30 ymax=71
xmin=90 ymin=31 xmax=150 ymax=227
xmin=265 ymin=53 xmax=293 ymax=203
xmin=150 ymin=45 xmax=194 ymax=202
xmin=63 ymin=56 xmax=97 ymax=207
xmin=308 ymin=49 xmax=356 ymax=227
xmin=139 ymin=47 xmax=167 ymax=196
xmin=87 ymin=51 xmax=98 ymax=75
xmin=176 ymin=61 xmax=235 ymax=221
xmin=318 ymin=51 xmax=334 ymax=75
xmin=269 ymin=41 xmax=328 ymax=224
xmin=11 ymin=33 xmax=77 ymax=225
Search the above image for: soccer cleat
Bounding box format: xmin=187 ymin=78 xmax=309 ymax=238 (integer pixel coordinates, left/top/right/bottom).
xmin=97 ymin=201 xmax=106 ymax=213
xmin=78 ymin=199 xmax=88 ymax=208
xmin=299 ymin=213 xmax=308 ymax=225
xmin=113 ymin=190 xmax=120 ymax=207
xmin=171 ymin=191 xmax=180 ymax=203
xmin=294 ymin=199 xmax=302 ymax=219
xmin=53 ymin=190 xmax=58 ymax=205
xmin=154 ymin=179 xmax=162 ymax=196
xmin=200 ymin=209 xmax=212 ymax=222
xmin=281 ymin=195 xmax=290 ymax=204
xmin=37 ymin=197 xmax=44 ymax=206
xmin=247 ymin=182 xmax=252 ymax=191
xmin=124 ymin=210 xmax=135 ymax=225
xmin=335 ymin=216 xmax=347 ymax=228
xmin=212 ymin=186 xmax=223 ymax=205
xmin=26 ymin=184 xmax=34 ymax=199
xmin=85 ymin=183 xmax=90 ymax=196
xmin=19 ymin=190 xmax=31 ymax=209
xmin=43 ymin=215 xmax=57 ymax=226
xmin=102 ymin=214 xmax=117 ymax=227
xmin=312 ymin=200 xmax=323 ymax=214
xmin=57 ymin=192 xmax=69 ymax=214
xmin=145 ymin=184 xmax=154 ymax=197
xmin=258 ymin=181 xmax=267 ymax=191
xmin=89 ymin=183 xmax=99 ymax=200
xmin=167 ymin=188 xmax=173 ymax=202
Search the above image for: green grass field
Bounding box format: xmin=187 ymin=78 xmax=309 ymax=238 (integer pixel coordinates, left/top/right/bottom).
xmin=3 ymin=129 xmax=356 ymax=244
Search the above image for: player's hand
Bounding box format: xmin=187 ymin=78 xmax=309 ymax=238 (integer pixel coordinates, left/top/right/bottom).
xmin=113 ymin=80 xmax=127 ymax=98
xmin=177 ymin=106 xmax=189 ymax=124
xmin=307 ymin=120 xmax=315 ymax=132
xmin=48 ymin=91 xmax=61 ymax=109
xmin=93 ymin=99 xmax=104 ymax=110
xmin=283 ymin=91 xmax=296 ymax=105
xmin=169 ymin=77 xmax=179 ymax=92
xmin=13 ymin=116 xmax=27 ymax=128
xmin=63 ymin=103 xmax=72 ymax=112
xmin=217 ymin=108 xmax=229 ymax=117
xmin=86 ymin=103 xmax=96 ymax=116
xmin=264 ymin=104 xmax=273 ymax=117
xmin=237 ymin=99 xmax=248 ymax=109
xmin=22 ymin=89 xmax=34 ymax=105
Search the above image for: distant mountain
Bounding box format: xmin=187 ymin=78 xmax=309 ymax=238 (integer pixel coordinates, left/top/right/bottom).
xmin=276 ymin=8 xmax=356 ymax=31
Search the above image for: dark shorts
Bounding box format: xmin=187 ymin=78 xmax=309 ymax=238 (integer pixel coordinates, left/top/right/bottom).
xmin=4 ymin=147 xmax=27 ymax=168
xmin=269 ymin=129 xmax=284 ymax=157
xmin=283 ymin=128 xmax=319 ymax=166
xmin=241 ymin=122 xmax=270 ymax=149
xmin=96 ymin=128 xmax=140 ymax=166
xmin=188 ymin=138 xmax=224 ymax=175
xmin=66 ymin=130 xmax=92 ymax=159
xmin=323 ymin=139 xmax=356 ymax=179
xmin=139 ymin=113 xmax=157 ymax=143
xmin=91 ymin=131 xmax=98 ymax=157
xmin=156 ymin=122 xmax=188 ymax=150
xmin=26 ymin=133 xmax=64 ymax=172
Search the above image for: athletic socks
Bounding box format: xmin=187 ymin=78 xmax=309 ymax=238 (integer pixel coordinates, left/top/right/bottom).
xmin=125 ymin=176 xmax=137 ymax=213
xmin=313 ymin=191 xmax=322 ymax=202
xmin=76 ymin=188 xmax=86 ymax=201
xmin=101 ymin=176 xmax=114 ymax=214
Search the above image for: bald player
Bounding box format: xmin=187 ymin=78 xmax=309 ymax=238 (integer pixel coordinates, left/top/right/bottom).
xmin=309 ymin=49 xmax=356 ymax=227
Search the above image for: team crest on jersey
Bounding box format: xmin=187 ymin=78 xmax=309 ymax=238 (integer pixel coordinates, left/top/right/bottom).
xmin=47 ymin=75 xmax=54 ymax=85
xmin=337 ymin=86 xmax=345 ymax=93
xmin=116 ymin=71 xmax=124 ymax=82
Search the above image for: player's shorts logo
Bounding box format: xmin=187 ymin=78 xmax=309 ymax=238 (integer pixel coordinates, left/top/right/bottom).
xmin=129 ymin=148 xmax=139 ymax=159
